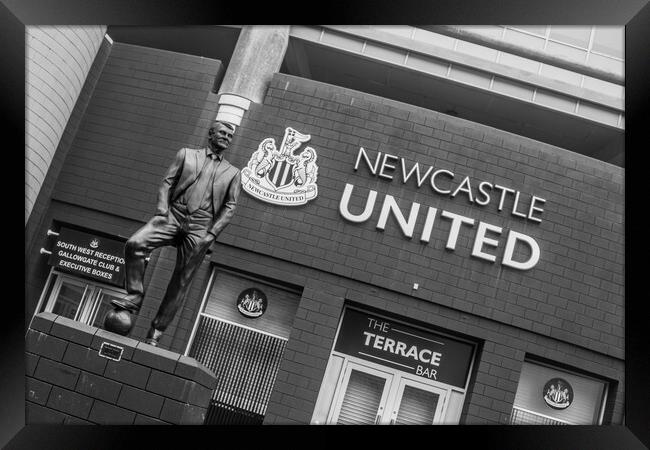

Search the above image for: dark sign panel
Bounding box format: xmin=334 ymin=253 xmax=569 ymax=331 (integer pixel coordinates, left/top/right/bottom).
xmin=334 ymin=308 xmax=475 ymax=388
xmin=48 ymin=227 xmax=126 ymax=287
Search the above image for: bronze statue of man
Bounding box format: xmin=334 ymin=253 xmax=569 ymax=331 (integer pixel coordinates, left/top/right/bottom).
xmin=106 ymin=121 xmax=241 ymax=346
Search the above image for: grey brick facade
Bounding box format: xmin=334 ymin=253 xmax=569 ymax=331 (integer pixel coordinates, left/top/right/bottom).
xmin=26 ymin=44 xmax=624 ymax=425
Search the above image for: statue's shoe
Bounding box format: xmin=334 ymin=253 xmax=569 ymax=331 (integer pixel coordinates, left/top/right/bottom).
xmin=110 ymin=295 xmax=142 ymax=313
xmin=145 ymin=328 xmax=164 ymax=347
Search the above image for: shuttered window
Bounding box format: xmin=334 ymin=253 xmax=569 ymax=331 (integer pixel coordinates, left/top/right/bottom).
xmin=510 ymin=407 xmax=569 ymax=425
xmin=510 ymin=361 xmax=608 ymax=425
xmin=395 ymin=385 xmax=439 ymax=424
xmin=337 ymin=370 xmax=386 ymax=425
xmin=202 ymin=271 xmax=299 ymax=339
xmin=186 ymin=268 xmax=301 ymax=424
xmin=189 ymin=315 xmax=287 ymax=424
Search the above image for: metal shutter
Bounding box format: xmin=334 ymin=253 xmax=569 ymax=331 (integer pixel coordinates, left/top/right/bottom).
xmin=189 ymin=315 xmax=287 ymax=424
xmin=394 ymin=385 xmax=439 ymax=425
xmin=337 ymin=369 xmax=386 ymax=425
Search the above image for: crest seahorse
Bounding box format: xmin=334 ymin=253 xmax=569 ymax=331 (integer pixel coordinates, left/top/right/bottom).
xmin=293 ymin=148 xmax=316 ymax=186
xmin=254 ymin=139 xmax=274 ymax=177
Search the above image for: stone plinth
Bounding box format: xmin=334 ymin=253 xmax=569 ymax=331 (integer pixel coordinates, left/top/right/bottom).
xmin=25 ymin=312 xmax=216 ymax=425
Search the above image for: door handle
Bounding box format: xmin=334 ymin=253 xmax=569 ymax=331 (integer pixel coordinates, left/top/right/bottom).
xmin=375 ymin=405 xmax=384 ymax=424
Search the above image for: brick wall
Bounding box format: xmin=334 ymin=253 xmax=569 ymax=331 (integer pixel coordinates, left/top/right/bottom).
xmin=220 ymin=73 xmax=622 ymax=424
xmin=29 ymin=58 xmax=624 ymax=425
xmin=51 ymin=42 xmax=223 ymax=221
xmin=222 ymin=73 xmax=623 ymax=361
xmin=202 ymin=241 xmax=623 ymax=425
xmin=26 ymin=26 xmax=107 ymax=224
xmin=26 ymin=313 xmax=216 ymax=424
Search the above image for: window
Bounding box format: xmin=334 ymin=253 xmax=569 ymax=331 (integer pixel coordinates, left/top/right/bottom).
xmin=548 ymin=26 xmax=592 ymax=49
xmin=510 ymin=360 xmax=608 ymax=425
xmin=591 ymin=27 xmax=624 ymax=59
xmin=35 ymin=269 xmax=127 ymax=329
xmin=186 ymin=268 xmax=301 ymax=424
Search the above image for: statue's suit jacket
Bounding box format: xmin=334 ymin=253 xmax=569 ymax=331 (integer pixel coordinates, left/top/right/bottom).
xmin=155 ymin=147 xmax=241 ymax=237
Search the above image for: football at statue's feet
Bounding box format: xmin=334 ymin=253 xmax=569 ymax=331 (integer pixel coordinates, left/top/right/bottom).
xmin=104 ymin=308 xmax=134 ymax=335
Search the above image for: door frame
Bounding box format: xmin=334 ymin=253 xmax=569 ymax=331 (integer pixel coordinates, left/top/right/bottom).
xmin=328 ymin=354 xmax=454 ymax=424
xmin=314 ymin=305 xmax=478 ymax=424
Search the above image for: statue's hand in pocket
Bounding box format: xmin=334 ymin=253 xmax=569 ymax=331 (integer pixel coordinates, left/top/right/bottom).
xmin=198 ymin=231 xmax=216 ymax=250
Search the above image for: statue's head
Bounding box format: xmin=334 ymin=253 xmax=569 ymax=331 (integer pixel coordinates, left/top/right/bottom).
xmin=208 ymin=120 xmax=235 ymax=152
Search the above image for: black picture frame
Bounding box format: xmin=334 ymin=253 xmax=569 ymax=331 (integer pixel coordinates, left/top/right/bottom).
xmin=5 ymin=1 xmax=649 ymax=448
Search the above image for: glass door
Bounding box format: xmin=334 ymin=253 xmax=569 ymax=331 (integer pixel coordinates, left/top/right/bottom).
xmin=324 ymin=359 xmax=450 ymax=425
xmin=386 ymin=376 xmax=447 ymax=425
xmin=328 ymin=361 xmax=395 ymax=425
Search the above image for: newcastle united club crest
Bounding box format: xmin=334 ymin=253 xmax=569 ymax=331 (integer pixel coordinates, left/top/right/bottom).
xmin=543 ymin=378 xmax=573 ymax=410
xmin=241 ymin=127 xmax=319 ymax=206
xmin=236 ymin=288 xmax=267 ymax=318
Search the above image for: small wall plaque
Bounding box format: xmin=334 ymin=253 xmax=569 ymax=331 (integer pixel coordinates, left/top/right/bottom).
xmin=99 ymin=341 xmax=124 ymax=362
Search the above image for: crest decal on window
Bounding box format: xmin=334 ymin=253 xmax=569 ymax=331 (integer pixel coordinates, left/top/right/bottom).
xmin=543 ymin=378 xmax=573 ymax=410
